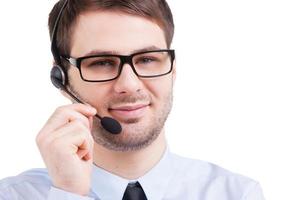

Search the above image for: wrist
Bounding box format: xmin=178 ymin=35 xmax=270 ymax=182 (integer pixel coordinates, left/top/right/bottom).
xmin=49 ymin=186 xmax=94 ymax=200
xmin=53 ymin=180 xmax=91 ymax=196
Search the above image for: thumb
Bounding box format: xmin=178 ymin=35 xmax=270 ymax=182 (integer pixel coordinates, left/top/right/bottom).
xmin=88 ymin=116 xmax=94 ymax=131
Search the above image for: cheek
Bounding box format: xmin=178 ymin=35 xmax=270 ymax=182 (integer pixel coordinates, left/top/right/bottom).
xmin=67 ymin=67 xmax=82 ymax=87
xmin=84 ymin=84 xmax=112 ymax=108
xmin=145 ymin=77 xmax=173 ymax=104
xmin=68 ymin=68 xmax=112 ymax=106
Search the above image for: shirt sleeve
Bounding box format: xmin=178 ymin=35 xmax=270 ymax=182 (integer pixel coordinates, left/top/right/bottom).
xmin=48 ymin=187 xmax=95 ymax=200
xmin=243 ymin=182 xmax=265 ymax=200
xmin=0 ymin=190 xmax=9 ymax=200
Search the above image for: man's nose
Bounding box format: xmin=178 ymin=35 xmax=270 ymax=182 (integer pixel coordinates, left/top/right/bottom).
xmin=112 ymin=63 xmax=143 ymax=94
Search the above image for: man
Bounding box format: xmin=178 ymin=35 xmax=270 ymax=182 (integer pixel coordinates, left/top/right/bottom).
xmin=0 ymin=0 xmax=265 ymax=199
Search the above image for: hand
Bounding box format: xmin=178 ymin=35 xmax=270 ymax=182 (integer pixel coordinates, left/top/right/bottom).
xmin=36 ymin=103 xmax=97 ymax=196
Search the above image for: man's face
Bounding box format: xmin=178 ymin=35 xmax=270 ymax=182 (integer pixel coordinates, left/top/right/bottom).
xmin=68 ymin=11 xmax=175 ymax=151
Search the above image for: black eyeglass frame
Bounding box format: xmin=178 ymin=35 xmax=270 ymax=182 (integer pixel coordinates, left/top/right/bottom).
xmin=61 ymin=49 xmax=175 ymax=82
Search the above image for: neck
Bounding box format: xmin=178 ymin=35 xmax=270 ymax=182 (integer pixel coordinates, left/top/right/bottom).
xmin=93 ymin=131 xmax=167 ymax=180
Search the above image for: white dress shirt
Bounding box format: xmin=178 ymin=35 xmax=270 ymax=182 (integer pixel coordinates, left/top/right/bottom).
xmin=0 ymin=148 xmax=265 ymax=200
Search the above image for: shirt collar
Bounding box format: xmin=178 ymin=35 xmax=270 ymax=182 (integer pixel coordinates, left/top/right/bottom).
xmin=90 ymin=147 xmax=174 ymax=200
xmin=91 ymin=164 xmax=128 ymax=199
xmin=137 ymin=147 xmax=174 ymax=199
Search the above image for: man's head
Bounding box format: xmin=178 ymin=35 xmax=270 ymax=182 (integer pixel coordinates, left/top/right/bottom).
xmin=48 ymin=0 xmax=176 ymax=151
xmin=49 ymin=0 xmax=174 ymax=62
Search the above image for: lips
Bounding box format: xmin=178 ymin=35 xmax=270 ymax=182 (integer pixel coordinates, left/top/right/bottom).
xmin=111 ymin=104 xmax=148 ymax=111
xmin=109 ymin=103 xmax=150 ymax=119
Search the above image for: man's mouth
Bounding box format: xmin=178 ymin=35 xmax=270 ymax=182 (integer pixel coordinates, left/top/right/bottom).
xmin=108 ymin=103 xmax=150 ymax=120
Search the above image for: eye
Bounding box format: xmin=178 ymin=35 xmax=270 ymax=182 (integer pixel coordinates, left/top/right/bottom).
xmin=136 ymin=57 xmax=157 ymax=64
xmin=88 ymin=59 xmax=116 ymax=68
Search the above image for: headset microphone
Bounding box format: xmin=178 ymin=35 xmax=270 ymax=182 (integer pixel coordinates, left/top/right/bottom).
xmin=50 ymin=0 xmax=122 ymax=135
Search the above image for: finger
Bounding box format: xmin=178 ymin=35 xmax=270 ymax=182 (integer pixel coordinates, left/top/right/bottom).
xmin=88 ymin=116 xmax=94 ymax=131
xmin=39 ymin=103 xmax=97 ymax=137
xmin=38 ymin=119 xmax=93 ymax=153
xmin=77 ymin=138 xmax=94 ymax=161
xmin=77 ymin=143 xmax=90 ymax=160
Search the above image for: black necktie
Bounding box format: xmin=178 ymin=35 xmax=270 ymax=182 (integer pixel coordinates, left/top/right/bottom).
xmin=122 ymin=181 xmax=147 ymax=200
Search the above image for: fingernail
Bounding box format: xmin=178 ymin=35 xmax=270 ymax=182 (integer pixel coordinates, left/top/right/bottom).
xmin=86 ymin=104 xmax=96 ymax=113
xmin=90 ymin=107 xmax=97 ymax=113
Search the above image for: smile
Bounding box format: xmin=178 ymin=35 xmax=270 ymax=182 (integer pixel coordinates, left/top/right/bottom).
xmin=109 ymin=104 xmax=150 ymax=119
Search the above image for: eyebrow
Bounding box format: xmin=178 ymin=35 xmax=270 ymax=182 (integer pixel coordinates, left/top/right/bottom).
xmin=81 ymin=45 xmax=162 ymax=57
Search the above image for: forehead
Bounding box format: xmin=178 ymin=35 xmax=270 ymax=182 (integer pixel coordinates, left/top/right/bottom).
xmin=70 ymin=10 xmax=167 ymax=57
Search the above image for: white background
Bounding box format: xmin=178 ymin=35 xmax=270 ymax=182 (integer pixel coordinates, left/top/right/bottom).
xmin=0 ymin=0 xmax=300 ymax=199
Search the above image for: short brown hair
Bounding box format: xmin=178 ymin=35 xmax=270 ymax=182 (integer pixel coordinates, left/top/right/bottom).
xmin=48 ymin=0 xmax=174 ymax=61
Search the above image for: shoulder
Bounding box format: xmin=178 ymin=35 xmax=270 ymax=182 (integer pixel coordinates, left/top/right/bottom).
xmin=0 ymin=168 xmax=51 ymax=189
xmin=169 ymin=153 xmax=263 ymax=199
xmin=170 ymin=153 xmax=251 ymax=179
xmin=0 ymin=168 xmax=51 ymax=198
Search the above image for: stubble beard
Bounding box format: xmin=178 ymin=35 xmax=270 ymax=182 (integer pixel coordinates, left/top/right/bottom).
xmin=91 ymin=90 xmax=173 ymax=152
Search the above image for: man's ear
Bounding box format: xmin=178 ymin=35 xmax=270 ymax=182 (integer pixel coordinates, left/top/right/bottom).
xmin=172 ymin=60 xmax=176 ymax=82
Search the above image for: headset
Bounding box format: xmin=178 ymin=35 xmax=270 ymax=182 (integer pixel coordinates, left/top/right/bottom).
xmin=49 ymin=0 xmax=122 ymax=134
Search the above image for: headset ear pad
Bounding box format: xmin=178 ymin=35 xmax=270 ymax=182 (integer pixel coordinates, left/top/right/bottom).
xmin=50 ymin=65 xmax=67 ymax=89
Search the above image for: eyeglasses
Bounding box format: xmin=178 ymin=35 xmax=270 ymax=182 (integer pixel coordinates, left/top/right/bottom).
xmin=62 ymin=49 xmax=175 ymax=82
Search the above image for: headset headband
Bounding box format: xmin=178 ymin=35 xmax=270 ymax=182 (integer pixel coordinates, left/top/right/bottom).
xmin=51 ymin=0 xmax=68 ymax=66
